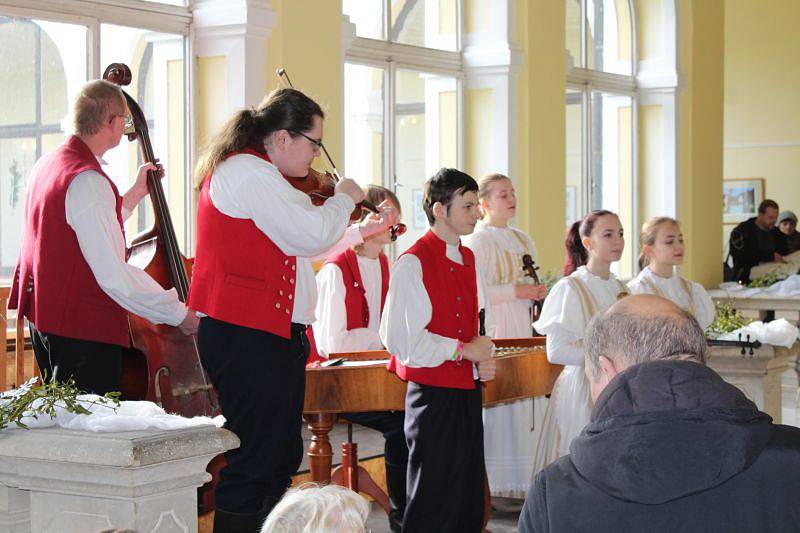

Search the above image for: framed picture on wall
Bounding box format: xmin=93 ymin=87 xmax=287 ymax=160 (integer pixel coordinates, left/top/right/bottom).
xmin=723 ymin=178 xmax=764 ymax=224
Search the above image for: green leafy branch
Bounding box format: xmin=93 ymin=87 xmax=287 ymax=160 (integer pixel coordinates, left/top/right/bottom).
xmin=0 ymin=377 xmax=120 ymax=430
xmin=706 ymin=300 xmax=751 ymax=338
xmin=748 ymin=269 xmax=782 ymax=288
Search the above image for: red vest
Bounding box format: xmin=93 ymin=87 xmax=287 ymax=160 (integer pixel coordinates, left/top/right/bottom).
xmin=387 ymin=230 xmax=478 ymax=390
xmin=330 ymin=249 xmax=389 ymax=330
xmin=8 ymin=135 xmax=129 ymax=346
xmin=306 ymin=249 xmax=390 ymax=365
xmin=187 ymin=149 xmax=298 ymax=338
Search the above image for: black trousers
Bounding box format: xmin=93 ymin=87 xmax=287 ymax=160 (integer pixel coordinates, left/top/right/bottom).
xmin=29 ymin=324 xmax=122 ymax=395
xmin=341 ymin=410 xmax=408 ymax=466
xmin=198 ymin=317 xmax=309 ymax=514
xmin=402 ymin=382 xmax=485 ymax=533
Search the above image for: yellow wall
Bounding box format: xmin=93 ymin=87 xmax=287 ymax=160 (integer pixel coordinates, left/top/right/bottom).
xmin=267 ymin=0 xmax=344 ymax=170
xmin=464 ymin=88 xmax=494 ymax=180
xmin=724 ymin=0 xmax=800 ymax=221
xmin=516 ymin=0 xmax=567 ymax=275
xmin=196 ymin=56 xmax=227 ymax=153
xmin=676 ymin=0 xmax=725 ymax=286
xmin=638 ymin=104 xmax=664 ymax=223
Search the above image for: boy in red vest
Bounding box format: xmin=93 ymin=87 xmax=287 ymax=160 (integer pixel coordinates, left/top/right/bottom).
xmin=314 ymin=185 xmax=408 ymax=531
xmin=380 ymin=168 xmax=496 ymax=532
xmin=9 ymin=80 xmax=198 ymax=395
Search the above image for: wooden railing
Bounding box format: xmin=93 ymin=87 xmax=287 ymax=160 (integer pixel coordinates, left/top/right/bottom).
xmin=0 ymin=285 xmax=39 ymax=391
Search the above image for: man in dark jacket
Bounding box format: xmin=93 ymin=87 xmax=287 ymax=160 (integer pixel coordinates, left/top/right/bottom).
xmin=728 ymin=199 xmax=788 ymax=283
xmin=519 ymin=294 xmax=800 ymax=533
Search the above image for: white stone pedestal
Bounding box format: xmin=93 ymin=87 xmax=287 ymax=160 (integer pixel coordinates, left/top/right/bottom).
xmin=0 ymin=425 xmax=237 ymax=533
xmin=707 ymin=342 xmax=799 ymax=423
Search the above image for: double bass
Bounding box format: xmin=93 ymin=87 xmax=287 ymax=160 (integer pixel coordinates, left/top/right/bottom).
xmin=103 ymin=63 xmax=217 ymax=418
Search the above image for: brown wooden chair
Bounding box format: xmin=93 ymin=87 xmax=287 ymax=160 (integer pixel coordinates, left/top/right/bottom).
xmin=0 ymin=285 xmax=38 ymax=391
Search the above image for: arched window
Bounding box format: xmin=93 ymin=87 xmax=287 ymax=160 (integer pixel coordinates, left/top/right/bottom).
xmin=0 ymin=1 xmax=191 ymax=284
xmin=342 ymin=0 xmax=462 ymax=254
xmin=565 ymin=0 xmax=637 ymax=276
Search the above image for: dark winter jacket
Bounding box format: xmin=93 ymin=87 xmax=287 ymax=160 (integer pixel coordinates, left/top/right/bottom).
xmin=519 ymin=360 xmax=800 ymax=532
xmin=729 ymin=217 xmax=788 ymax=283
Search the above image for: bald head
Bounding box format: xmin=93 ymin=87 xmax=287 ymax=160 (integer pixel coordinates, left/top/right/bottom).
xmin=584 ymin=294 xmax=708 ymax=401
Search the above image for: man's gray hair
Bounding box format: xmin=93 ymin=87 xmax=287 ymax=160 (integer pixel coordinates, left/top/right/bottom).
xmin=584 ymin=305 xmax=707 ymax=380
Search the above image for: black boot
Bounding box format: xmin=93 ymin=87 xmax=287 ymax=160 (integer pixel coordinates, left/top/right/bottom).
xmin=213 ymin=507 xmax=268 ymax=533
xmin=385 ymin=461 xmax=408 ymax=532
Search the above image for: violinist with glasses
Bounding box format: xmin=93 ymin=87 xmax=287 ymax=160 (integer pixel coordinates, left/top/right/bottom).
xmin=188 ymin=87 xmax=396 ymax=532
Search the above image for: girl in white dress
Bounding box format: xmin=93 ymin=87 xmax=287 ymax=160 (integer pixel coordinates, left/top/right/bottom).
xmin=531 ymin=210 xmax=627 ymax=473
xmin=627 ymin=217 xmax=715 ymax=330
xmin=463 ymin=173 xmax=548 ymax=498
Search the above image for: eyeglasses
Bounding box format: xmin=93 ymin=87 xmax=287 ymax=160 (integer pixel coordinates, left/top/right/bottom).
xmin=290 ymin=130 xmax=323 ymax=148
xmin=110 ymin=113 xmax=133 ymax=129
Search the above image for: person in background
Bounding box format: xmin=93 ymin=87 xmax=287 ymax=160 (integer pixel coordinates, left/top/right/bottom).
xmin=463 ymin=173 xmax=548 ymax=499
xmin=778 ymin=210 xmax=800 ymax=254
xmin=519 ymin=294 xmax=800 ymax=532
xmin=728 ymin=199 xmax=788 ymax=283
xmin=628 ymin=217 xmax=715 ymax=331
xmin=314 ymin=184 xmax=408 ymax=532
xmin=530 ymin=210 xmax=627 ymax=474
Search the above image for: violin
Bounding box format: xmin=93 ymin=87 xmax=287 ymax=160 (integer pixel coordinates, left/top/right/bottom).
xmin=277 ymin=68 xmax=406 ymax=241
xmin=522 ymin=254 xmax=544 ymax=323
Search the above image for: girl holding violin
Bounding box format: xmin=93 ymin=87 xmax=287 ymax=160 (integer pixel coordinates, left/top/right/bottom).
xmin=463 ymin=173 xmax=548 ymax=498
xmin=313 ymin=184 xmax=408 ymax=532
xmin=188 ymin=87 xmax=368 ymax=531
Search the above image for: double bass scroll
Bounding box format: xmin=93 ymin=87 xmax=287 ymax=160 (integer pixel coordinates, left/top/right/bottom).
xmin=103 ymin=63 xmax=218 ymax=418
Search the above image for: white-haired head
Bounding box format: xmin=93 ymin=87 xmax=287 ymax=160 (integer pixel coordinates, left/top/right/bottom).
xmin=260 ymin=483 xmax=370 ymax=533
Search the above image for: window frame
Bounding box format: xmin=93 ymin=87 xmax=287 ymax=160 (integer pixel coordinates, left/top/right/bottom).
xmin=0 ymin=0 xmax=194 ymax=255
xmin=566 ymin=0 xmax=639 ymax=274
xmin=343 ymin=2 xmax=465 ymax=258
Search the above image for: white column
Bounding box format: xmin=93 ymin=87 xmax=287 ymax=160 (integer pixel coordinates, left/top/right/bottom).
xmin=193 ymin=0 xmax=277 ymax=111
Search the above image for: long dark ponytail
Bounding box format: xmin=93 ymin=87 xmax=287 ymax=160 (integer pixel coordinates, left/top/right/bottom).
xmin=193 ymin=88 xmax=323 ymax=188
xmin=563 ymin=209 xmax=616 ymax=276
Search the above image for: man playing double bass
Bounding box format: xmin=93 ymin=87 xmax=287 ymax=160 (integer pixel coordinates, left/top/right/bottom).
xmin=8 ymin=79 xmax=198 ymax=395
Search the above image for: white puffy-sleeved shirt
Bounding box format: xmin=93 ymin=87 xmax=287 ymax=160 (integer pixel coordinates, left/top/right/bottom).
xmin=65 ymin=167 xmax=187 ymax=326
xmin=463 ymin=221 xmax=538 ymax=338
xmin=380 ymin=240 xmax=494 ymax=369
xmin=533 ymin=266 xmax=628 ymax=366
xmin=314 ymin=255 xmax=385 ymax=358
xmin=207 ymin=153 xmax=355 ymax=324
xmin=627 ymin=266 xmax=716 ymax=330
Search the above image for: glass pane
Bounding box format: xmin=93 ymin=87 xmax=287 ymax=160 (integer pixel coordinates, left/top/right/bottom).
xmin=101 ymin=24 xmax=188 ymax=253
xmin=0 ymin=18 xmax=87 ymax=281
xmin=566 ymin=88 xmax=583 ymax=227
xmin=565 ymin=0 xmax=582 ymax=68
xmin=590 ymin=91 xmax=633 ymax=275
xmin=140 ymin=0 xmax=185 ymax=6
xmin=395 ymin=69 xmax=458 ymax=253
xmin=392 ymin=0 xmax=458 ymax=51
xmin=586 ymin=0 xmax=633 ymax=75
xmin=344 ymin=0 xmax=385 ymax=40
xmin=344 ymin=63 xmax=385 ymax=187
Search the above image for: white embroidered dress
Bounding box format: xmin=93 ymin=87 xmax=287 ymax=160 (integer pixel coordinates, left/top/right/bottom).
xmin=463 ymin=222 xmax=544 ymax=498
xmin=531 ymin=266 xmax=627 ymax=474
xmin=627 ymin=266 xmax=716 ymax=330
